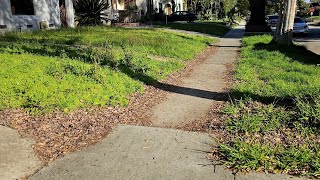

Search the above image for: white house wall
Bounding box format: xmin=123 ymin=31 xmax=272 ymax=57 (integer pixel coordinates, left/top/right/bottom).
xmin=135 ymin=0 xmax=147 ymax=14
xmin=0 ymin=0 xmax=62 ymax=32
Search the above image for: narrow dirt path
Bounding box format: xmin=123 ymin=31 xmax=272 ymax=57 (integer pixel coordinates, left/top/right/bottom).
xmin=150 ymin=27 xmax=244 ymax=127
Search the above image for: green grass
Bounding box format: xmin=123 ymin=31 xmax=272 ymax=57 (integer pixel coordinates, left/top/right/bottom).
xmin=0 ymin=26 xmax=215 ymax=113
xmin=160 ymin=22 xmax=230 ymax=36
xmin=234 ymin=35 xmax=320 ymax=100
xmin=0 ymin=53 xmax=142 ymax=113
xmin=218 ymin=35 xmax=320 ymax=177
xmin=306 ymin=16 xmax=320 ymax=22
xmin=220 ymin=139 xmax=320 ymax=176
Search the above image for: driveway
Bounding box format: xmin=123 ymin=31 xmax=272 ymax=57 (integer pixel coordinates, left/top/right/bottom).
xmin=294 ymin=24 xmax=320 ymax=54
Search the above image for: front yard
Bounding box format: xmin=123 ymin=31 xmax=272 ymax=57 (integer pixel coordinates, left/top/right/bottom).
xmin=0 ymin=26 xmax=217 ymax=162
xmin=217 ymin=35 xmax=320 ymax=177
xmin=0 ymin=26 xmax=215 ymax=114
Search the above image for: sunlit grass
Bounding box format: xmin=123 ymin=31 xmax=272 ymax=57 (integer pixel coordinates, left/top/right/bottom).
xmin=219 ymin=35 xmax=320 ymax=177
xmin=0 ymin=26 xmax=216 ymax=113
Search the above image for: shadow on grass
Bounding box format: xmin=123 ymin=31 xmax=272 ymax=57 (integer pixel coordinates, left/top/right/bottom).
xmin=0 ymin=34 xmax=82 ymax=46
xmin=0 ymin=41 xmax=111 ymax=65
xmin=229 ymin=40 xmax=320 ymax=105
xmin=253 ymin=41 xmax=320 ymax=65
xmin=121 ymin=66 xmax=229 ymax=101
xmin=1 ymin=40 xmax=230 ymax=101
xmin=161 ymin=22 xmax=230 ymax=37
xmin=230 ymin=90 xmax=295 ymax=106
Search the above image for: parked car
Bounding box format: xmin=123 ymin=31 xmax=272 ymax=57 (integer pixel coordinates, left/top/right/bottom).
xmin=266 ymin=15 xmax=309 ymax=35
xmin=167 ymin=11 xmax=197 ymax=22
xmin=293 ymin=17 xmax=309 ymax=35
xmin=266 ymin=15 xmax=279 ymax=30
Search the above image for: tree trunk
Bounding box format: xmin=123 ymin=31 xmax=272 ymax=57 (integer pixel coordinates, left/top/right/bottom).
xmin=65 ymin=0 xmax=75 ymax=28
xmin=273 ymin=0 xmax=297 ymax=45
xmin=245 ymin=0 xmax=270 ymax=32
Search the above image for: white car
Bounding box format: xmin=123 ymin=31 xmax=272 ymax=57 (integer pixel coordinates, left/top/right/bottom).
xmin=267 ymin=16 xmax=309 ymax=35
xmin=293 ymin=17 xmax=309 ymax=35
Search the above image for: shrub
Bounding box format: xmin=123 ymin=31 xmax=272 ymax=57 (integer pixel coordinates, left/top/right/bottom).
xmin=75 ymin=0 xmax=110 ymax=26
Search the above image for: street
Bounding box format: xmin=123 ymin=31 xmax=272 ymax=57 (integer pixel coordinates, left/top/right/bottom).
xmin=294 ymin=24 xmax=320 ymax=55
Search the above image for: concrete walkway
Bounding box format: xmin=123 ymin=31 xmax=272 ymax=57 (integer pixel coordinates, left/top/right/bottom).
xmin=150 ymin=25 xmax=244 ymax=127
xmin=0 ymin=126 xmax=41 ymax=180
xmin=31 ymin=125 xmax=300 ymax=180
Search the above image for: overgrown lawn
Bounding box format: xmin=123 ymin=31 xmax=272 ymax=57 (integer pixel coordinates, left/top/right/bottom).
xmin=0 ymin=26 xmax=215 ymax=113
xmin=218 ymin=35 xmax=320 ymax=177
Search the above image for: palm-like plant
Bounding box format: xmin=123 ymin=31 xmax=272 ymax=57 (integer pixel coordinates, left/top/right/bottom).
xmin=75 ymin=0 xmax=110 ymax=26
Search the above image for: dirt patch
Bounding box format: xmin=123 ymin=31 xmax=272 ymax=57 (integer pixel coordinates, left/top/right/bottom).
xmin=147 ymin=54 xmax=175 ymax=61
xmin=0 ymin=44 xmax=217 ymax=164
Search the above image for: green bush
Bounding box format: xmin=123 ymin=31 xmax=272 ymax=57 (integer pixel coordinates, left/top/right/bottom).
xmin=75 ymin=0 xmax=110 ymax=26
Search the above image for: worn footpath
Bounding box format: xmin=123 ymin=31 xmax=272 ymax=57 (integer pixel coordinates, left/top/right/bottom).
xmin=30 ymin=25 xmax=301 ymax=180
xmin=1 ymin=25 xmax=304 ymax=180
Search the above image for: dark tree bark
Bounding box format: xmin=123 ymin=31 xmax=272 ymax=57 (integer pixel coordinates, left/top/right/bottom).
xmin=245 ymin=0 xmax=270 ymax=32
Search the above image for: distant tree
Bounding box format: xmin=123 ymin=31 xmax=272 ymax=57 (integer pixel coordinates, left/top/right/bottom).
xmin=188 ymin=0 xmax=246 ymax=23
xmin=266 ymin=0 xmax=307 ymax=16
xmin=296 ymin=0 xmax=309 ymax=16
xmin=266 ymin=0 xmax=280 ymax=15
xmin=222 ymin=0 xmax=237 ymax=14
xmin=246 ymin=0 xmax=269 ymax=32
xmin=237 ymin=0 xmax=250 ymax=16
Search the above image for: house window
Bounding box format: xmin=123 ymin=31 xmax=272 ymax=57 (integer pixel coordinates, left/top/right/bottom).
xmin=10 ymin=0 xmax=35 ymax=15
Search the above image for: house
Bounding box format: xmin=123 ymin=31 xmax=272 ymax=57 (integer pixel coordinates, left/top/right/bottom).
xmin=0 ymin=0 xmax=75 ymax=32
xmin=111 ymin=0 xmax=184 ymax=21
xmin=136 ymin=0 xmax=184 ymax=15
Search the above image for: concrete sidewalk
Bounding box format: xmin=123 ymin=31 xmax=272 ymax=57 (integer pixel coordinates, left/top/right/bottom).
xmin=150 ymin=25 xmax=244 ymax=127
xmin=0 ymin=126 xmax=41 ymax=180
xmin=30 ymin=26 xmax=302 ymax=180
xmin=31 ymin=125 xmax=301 ymax=180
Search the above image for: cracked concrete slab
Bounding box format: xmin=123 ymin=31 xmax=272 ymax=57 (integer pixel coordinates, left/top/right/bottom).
xmin=0 ymin=126 xmax=42 ymax=180
xmin=31 ymin=125 xmax=302 ymax=180
xmin=31 ymin=125 xmax=224 ymax=180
